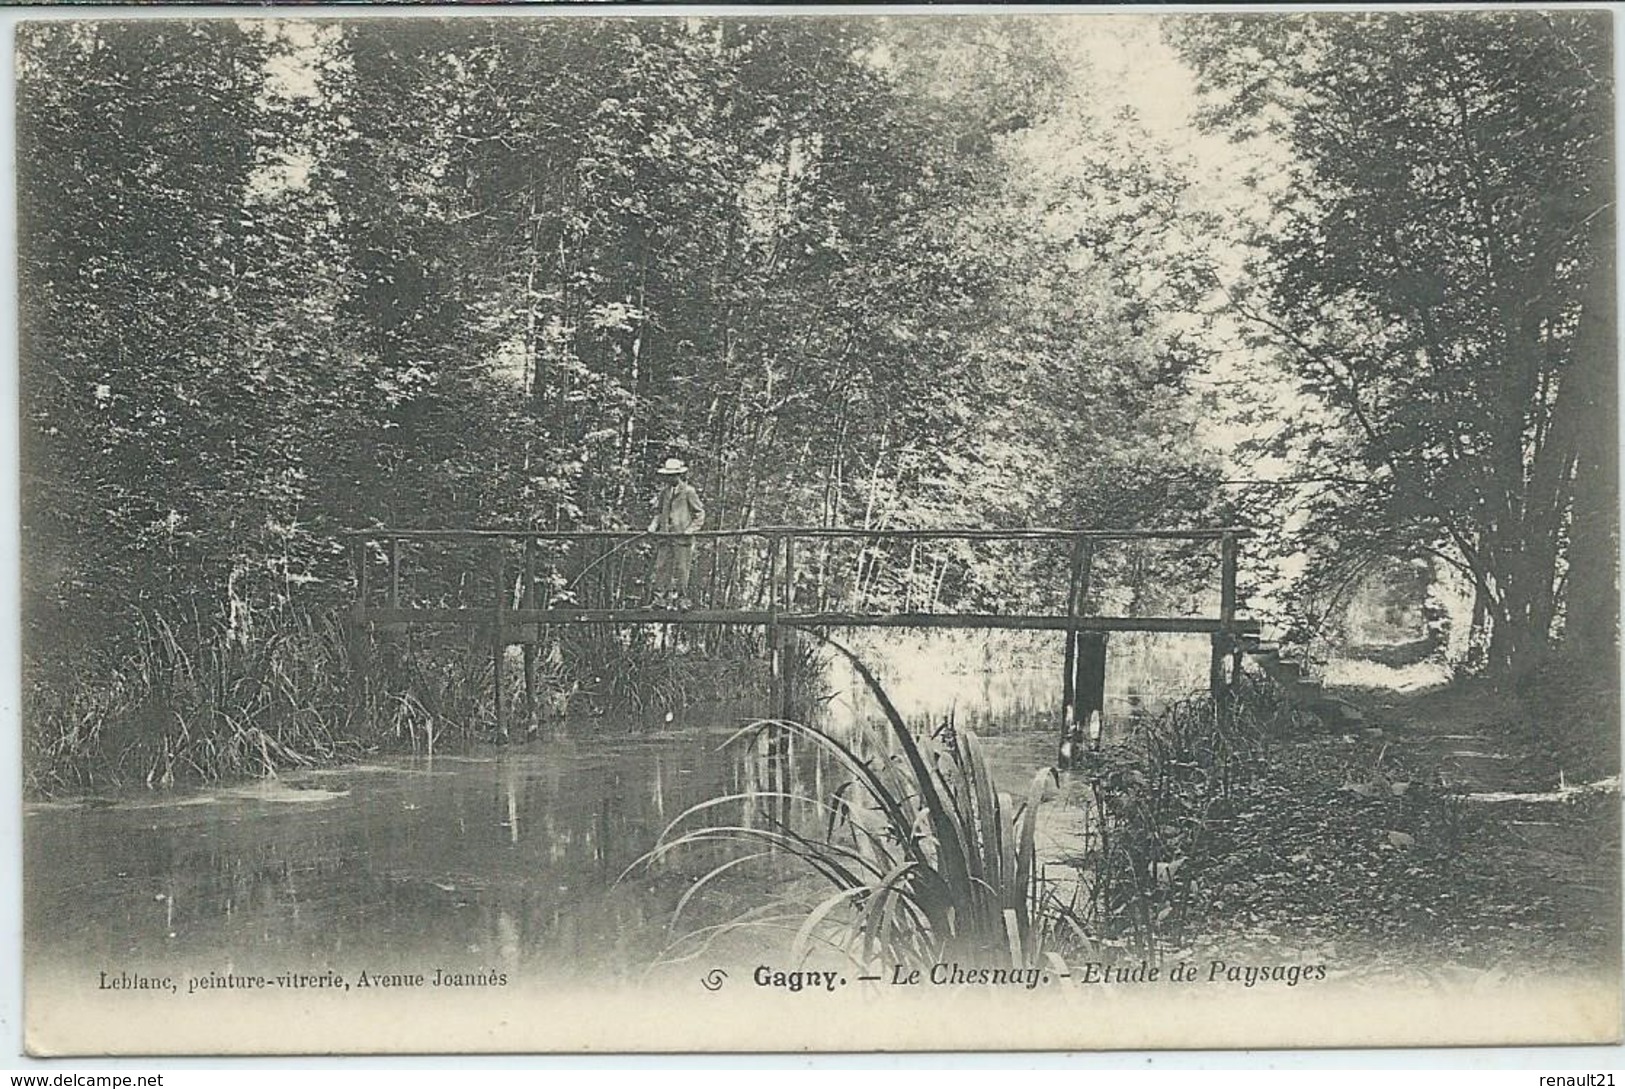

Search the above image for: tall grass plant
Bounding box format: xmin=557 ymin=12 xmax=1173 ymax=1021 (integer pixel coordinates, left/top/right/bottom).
xmin=637 ymin=637 xmax=1063 ymax=972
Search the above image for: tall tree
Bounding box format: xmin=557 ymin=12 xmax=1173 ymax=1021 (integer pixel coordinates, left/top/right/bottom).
xmin=1174 ymin=11 xmax=1616 ymax=681
xmin=20 ymin=22 xmax=281 ymax=644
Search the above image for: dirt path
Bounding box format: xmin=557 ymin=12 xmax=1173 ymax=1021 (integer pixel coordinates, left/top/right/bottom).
xmin=1336 ymin=673 xmax=1620 ymax=796
xmin=1033 ymin=669 xmax=1618 ymax=979
xmin=1323 ymin=674 xmax=1620 ymax=973
xmin=1349 ymin=680 xmax=1553 ymax=793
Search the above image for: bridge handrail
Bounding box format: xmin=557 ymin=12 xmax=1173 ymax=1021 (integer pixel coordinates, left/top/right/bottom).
xmin=340 ymin=524 xmax=1255 ymax=726
xmin=342 ymin=525 xmax=1255 ymax=543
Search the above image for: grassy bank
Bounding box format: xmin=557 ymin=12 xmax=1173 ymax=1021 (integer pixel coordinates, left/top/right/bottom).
xmin=26 ymin=605 xmax=369 ymax=796
xmin=641 ymin=659 xmax=1620 ymax=981
xmin=24 ymin=603 xmax=775 ymax=798
xmin=1071 ymin=667 xmax=1620 ymax=978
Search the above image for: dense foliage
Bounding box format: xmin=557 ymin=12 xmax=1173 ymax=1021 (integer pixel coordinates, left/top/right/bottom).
xmin=1172 ymin=12 xmax=1617 ymax=682
xmin=20 ymin=17 xmax=1233 ymax=786
xmin=18 ymin=14 xmax=1616 ymax=788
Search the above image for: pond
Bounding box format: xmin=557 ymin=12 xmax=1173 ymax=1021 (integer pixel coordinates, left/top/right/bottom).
xmin=24 ymin=629 xmax=1211 ymax=991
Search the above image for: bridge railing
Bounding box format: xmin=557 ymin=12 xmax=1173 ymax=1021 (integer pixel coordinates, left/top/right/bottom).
xmin=341 ymin=525 xmax=1258 ymax=732
xmin=340 ymin=526 xmax=1255 ymax=636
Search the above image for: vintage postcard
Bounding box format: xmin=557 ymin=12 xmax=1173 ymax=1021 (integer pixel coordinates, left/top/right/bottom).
xmin=15 ymin=7 xmax=1621 ymax=1055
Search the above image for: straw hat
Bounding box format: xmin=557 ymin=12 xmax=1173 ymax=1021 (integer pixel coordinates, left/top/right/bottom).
xmin=656 ymin=457 xmax=688 ymax=476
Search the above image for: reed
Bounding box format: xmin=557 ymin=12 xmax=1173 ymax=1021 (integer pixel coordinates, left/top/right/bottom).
xmin=24 ymin=595 xmax=375 ymax=795
xmin=634 ymin=636 xmax=1061 ymax=972
xmin=25 ymin=599 xmax=790 ymax=794
xmin=24 ymin=591 xmax=510 ymax=793
xmin=1073 ymin=689 xmax=1271 ymax=958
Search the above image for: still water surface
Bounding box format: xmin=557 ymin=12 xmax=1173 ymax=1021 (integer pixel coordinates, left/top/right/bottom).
xmin=25 ymin=632 xmax=1207 ymax=986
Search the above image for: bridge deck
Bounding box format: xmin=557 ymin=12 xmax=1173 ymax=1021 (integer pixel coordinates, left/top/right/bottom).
xmin=356 ymin=606 xmax=1260 ymax=636
xmin=346 ymin=525 xmax=1257 ymax=728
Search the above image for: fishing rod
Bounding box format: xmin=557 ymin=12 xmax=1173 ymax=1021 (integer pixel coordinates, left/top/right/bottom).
xmin=558 ymin=529 xmax=656 ymax=594
xmin=551 ymin=526 xmax=709 ymax=597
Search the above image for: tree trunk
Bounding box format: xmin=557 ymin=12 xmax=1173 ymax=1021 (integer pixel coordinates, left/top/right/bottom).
xmin=1480 ymin=236 xmax=1611 ymax=684
xmin=1466 ymin=566 xmax=1492 ymax=673
xmin=1563 ymin=209 xmax=1619 ymax=666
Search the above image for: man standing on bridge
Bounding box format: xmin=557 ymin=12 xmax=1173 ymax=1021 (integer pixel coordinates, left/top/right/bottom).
xmin=648 ymin=457 xmax=705 ymax=609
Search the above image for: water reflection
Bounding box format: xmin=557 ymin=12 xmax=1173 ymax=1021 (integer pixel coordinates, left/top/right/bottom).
xmin=26 ymin=631 xmax=1201 ymax=985
xmin=824 ymin=629 xmax=1210 ymax=740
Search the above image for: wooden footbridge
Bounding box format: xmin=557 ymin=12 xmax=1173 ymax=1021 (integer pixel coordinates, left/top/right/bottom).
xmin=344 ymin=526 xmax=1258 ymax=742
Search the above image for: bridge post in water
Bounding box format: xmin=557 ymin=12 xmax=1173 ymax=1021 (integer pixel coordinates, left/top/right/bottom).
xmin=523 ymin=536 xmax=538 ymax=735
xmin=492 ymin=540 xmax=507 ymax=741
xmin=1073 ymin=633 xmax=1108 ymax=742
xmin=1060 ymin=540 xmax=1083 ymax=737
xmin=766 ymin=532 xmax=781 ymax=721
xmin=388 ymin=538 xmax=400 ymax=609
xmin=1059 ymin=539 xmax=1104 ymax=754
xmin=781 ymin=534 xmax=797 ymax=722
xmin=348 ymin=538 xmax=373 ymax=719
xmin=1210 ymin=531 xmax=1240 ymax=718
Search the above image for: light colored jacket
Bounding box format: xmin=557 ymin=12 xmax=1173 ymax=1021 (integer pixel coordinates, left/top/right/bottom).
xmin=650 ymin=480 xmax=706 ymax=535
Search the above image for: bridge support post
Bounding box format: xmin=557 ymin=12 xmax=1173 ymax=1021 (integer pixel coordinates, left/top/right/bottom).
xmin=1211 ymin=531 xmax=1239 ymax=724
xmin=348 ymin=538 xmax=373 ymax=723
xmin=523 ymin=537 xmax=537 ymax=736
xmin=493 ymin=541 xmax=507 ymax=741
xmin=1061 ymin=625 xmax=1077 ymax=732
xmin=780 ymin=535 xmax=796 ymax=723
xmin=1060 ymin=538 xmax=1100 ymax=758
xmin=1060 ymin=544 xmax=1081 ymax=740
xmin=388 ymin=538 xmax=400 ymax=610
xmin=766 ymin=533 xmax=781 ymax=721
xmin=1073 ymin=633 xmax=1108 ymax=746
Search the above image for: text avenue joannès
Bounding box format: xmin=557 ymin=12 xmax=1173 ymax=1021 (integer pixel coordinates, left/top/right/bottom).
xmin=97 ymin=966 xmax=509 ymax=995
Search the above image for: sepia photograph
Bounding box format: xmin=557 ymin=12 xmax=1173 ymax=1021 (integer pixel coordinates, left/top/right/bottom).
xmin=14 ymin=8 xmax=1621 ymax=1055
